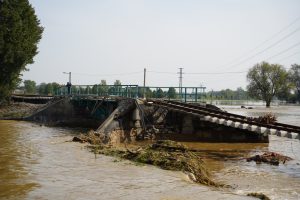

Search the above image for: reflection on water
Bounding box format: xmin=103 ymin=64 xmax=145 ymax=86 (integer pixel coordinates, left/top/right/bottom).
xmin=0 ymin=121 xmax=40 ymax=199
xmin=0 ymin=120 xmax=251 ymax=200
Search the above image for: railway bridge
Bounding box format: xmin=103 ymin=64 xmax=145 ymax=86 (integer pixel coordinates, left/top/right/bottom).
xmin=11 ymin=84 xmax=300 ymax=143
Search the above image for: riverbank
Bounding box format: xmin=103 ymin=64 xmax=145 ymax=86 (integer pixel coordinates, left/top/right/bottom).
xmin=0 ymin=102 xmax=44 ymax=119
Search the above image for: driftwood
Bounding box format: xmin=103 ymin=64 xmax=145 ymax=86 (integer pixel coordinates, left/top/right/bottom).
xmin=246 ymin=152 xmax=292 ymax=166
xmin=247 ymin=113 xmax=277 ymax=124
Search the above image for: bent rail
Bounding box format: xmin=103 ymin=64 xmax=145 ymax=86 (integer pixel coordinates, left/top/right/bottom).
xmin=151 ymin=100 xmax=300 ymax=138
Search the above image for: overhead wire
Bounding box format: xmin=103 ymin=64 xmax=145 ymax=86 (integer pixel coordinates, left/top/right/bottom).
xmin=275 ymin=50 xmax=300 ymax=62
xmin=220 ymin=16 xmax=300 ymax=67
xmin=72 ymin=71 xmax=143 ymax=77
xmin=265 ymin=41 xmax=300 ymax=61
xmin=223 ymin=26 xmax=300 ymax=70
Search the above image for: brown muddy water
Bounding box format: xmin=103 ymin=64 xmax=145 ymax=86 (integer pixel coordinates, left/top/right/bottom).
xmin=0 ymin=105 xmax=299 ymax=200
xmin=0 ymin=120 xmax=251 ymax=200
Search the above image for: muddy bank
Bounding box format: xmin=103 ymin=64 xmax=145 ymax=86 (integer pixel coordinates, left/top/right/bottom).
xmin=0 ymin=102 xmax=44 ymax=119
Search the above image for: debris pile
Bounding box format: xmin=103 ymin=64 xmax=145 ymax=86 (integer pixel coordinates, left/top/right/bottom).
xmin=246 ymin=152 xmax=292 ymax=166
xmin=248 ymin=113 xmax=277 ymax=124
xmin=85 ymin=140 xmax=221 ymax=187
xmin=247 ymin=192 xmax=271 ymax=200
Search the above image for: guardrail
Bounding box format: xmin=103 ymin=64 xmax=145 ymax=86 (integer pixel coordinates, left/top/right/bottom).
xmin=55 ymin=85 xmax=206 ymax=102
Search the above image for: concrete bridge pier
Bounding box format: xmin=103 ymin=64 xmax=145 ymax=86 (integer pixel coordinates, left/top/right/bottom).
xmin=132 ymin=108 xmax=143 ymax=139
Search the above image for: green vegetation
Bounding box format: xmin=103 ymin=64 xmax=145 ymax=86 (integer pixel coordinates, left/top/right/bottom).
xmin=247 ymin=62 xmax=289 ymax=107
xmin=0 ymin=0 xmax=43 ymax=101
xmin=24 ymin=80 xmax=36 ymax=94
xmin=289 ymin=64 xmax=300 ymax=102
xmin=36 ymin=82 xmax=60 ymax=95
xmin=167 ymin=87 xmax=176 ymax=98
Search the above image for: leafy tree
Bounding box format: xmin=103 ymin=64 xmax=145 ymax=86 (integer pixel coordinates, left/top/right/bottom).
xmin=110 ymin=80 xmax=122 ymax=95
xmin=114 ymin=80 xmax=121 ymax=85
xmin=98 ymin=80 xmax=109 ymax=95
xmin=247 ymin=62 xmax=288 ymax=107
xmin=138 ymin=87 xmax=153 ymax=98
xmin=37 ymin=83 xmax=47 ymax=95
xmin=85 ymin=86 xmax=91 ymax=94
xmin=168 ymin=87 xmax=177 ymax=99
xmin=24 ymin=80 xmax=36 ymax=94
xmin=51 ymin=82 xmax=60 ymax=95
xmin=92 ymin=84 xmax=98 ymax=94
xmin=45 ymin=83 xmax=53 ymax=95
xmin=72 ymin=86 xmax=79 ymax=95
xmin=235 ymin=87 xmax=248 ymax=100
xmin=0 ymin=0 xmax=43 ymax=101
xmin=156 ymin=88 xmax=164 ymax=98
xmin=289 ymin=64 xmax=300 ymax=101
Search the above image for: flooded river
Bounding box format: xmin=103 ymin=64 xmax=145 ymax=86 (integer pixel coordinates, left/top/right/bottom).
xmin=0 ymin=120 xmax=250 ymax=200
xmin=0 ymin=105 xmax=299 ymax=199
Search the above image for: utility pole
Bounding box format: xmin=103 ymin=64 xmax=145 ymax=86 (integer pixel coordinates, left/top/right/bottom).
xmin=63 ymin=72 xmax=72 ymax=84
xmin=143 ymin=68 xmax=146 ymax=99
xmin=178 ymin=68 xmax=183 ymax=99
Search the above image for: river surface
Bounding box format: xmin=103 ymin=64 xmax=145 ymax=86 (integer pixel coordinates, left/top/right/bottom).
xmin=0 ymin=105 xmax=299 ymax=200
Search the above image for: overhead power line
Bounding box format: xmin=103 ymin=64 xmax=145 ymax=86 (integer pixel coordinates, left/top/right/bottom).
xmin=275 ymin=50 xmax=300 ymax=62
xmin=72 ymin=71 xmax=143 ymax=77
xmin=222 ymin=16 xmax=300 ymax=67
xmin=185 ymin=71 xmax=247 ymax=75
xmin=147 ymin=70 xmax=177 ymax=74
xmin=224 ymin=26 xmax=300 ymax=70
xmin=265 ymin=41 xmax=300 ymax=61
xmin=148 ymin=69 xmax=247 ymax=75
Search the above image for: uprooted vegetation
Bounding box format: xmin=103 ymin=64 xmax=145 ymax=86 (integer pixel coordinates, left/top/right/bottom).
xmin=247 ymin=192 xmax=271 ymax=200
xmin=248 ymin=113 xmax=277 ymax=124
xmin=73 ymin=133 xmax=221 ymax=187
xmin=246 ymin=152 xmax=293 ymax=166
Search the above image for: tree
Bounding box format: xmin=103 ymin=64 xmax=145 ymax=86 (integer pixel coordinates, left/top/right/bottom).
xmin=111 ymin=80 xmax=122 ymax=95
xmin=247 ymin=62 xmax=288 ymax=107
xmin=24 ymin=80 xmax=36 ymax=94
xmin=168 ymin=87 xmax=177 ymax=99
xmin=0 ymin=0 xmax=43 ymax=101
xmin=289 ymin=64 xmax=300 ymax=101
xmin=45 ymin=83 xmax=53 ymax=95
xmin=51 ymin=82 xmax=60 ymax=95
xmin=156 ymin=88 xmax=164 ymax=98
xmin=92 ymin=84 xmax=98 ymax=94
xmin=37 ymin=83 xmax=47 ymax=95
xmin=114 ymin=80 xmax=121 ymax=85
xmin=98 ymin=80 xmax=109 ymax=95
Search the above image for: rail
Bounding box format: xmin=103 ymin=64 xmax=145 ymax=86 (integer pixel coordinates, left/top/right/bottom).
xmin=152 ymin=100 xmax=300 ymax=134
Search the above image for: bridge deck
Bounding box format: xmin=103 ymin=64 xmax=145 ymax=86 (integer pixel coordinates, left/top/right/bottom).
xmin=152 ymin=100 xmax=300 ymax=139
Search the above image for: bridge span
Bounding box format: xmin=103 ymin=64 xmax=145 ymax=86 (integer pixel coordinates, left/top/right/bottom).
xmin=151 ymin=100 xmax=300 ymax=141
xmin=9 ymin=89 xmax=300 ymax=143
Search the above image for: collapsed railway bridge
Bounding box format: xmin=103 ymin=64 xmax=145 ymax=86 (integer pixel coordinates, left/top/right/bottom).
xmin=13 ymin=87 xmax=300 ymax=143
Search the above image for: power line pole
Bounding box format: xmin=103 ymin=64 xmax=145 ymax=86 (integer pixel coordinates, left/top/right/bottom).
xmin=178 ymin=68 xmax=183 ymax=99
xmin=143 ymin=68 xmax=146 ymax=99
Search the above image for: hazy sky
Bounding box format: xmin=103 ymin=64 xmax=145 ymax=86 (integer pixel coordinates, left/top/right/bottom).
xmin=24 ymin=0 xmax=300 ymax=90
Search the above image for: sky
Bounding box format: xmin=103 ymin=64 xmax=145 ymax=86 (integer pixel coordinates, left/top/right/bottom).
xmin=24 ymin=0 xmax=300 ymax=91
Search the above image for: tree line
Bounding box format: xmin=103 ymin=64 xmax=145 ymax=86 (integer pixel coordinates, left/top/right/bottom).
xmin=18 ymin=61 xmax=300 ymax=107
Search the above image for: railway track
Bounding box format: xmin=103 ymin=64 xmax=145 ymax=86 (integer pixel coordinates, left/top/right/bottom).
xmin=151 ymin=99 xmax=300 ymax=139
